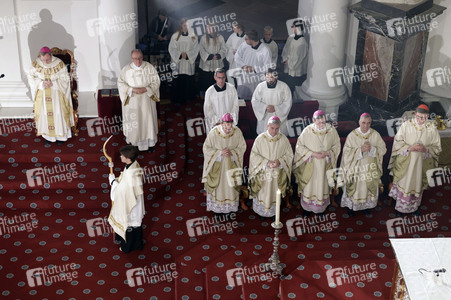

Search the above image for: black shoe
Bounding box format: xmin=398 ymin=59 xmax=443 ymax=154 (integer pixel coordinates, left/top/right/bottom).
xmin=271 ymin=216 xmax=276 ymax=222
xmin=363 ymin=209 xmax=371 ymax=216
xmin=395 ymin=210 xmax=402 ymax=217
xmin=57 ymin=141 xmax=64 ymax=145
xmin=303 ymin=210 xmax=311 ymax=217
xmin=347 ymin=208 xmax=355 ymax=217
xmin=412 ymin=209 xmax=421 ymax=216
xmin=44 ymin=140 xmax=51 ymax=145
xmin=147 ymin=147 xmax=155 ymax=153
xmin=259 ymin=215 xmax=266 ymax=221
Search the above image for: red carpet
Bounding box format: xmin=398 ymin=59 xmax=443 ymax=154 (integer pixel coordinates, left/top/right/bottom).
xmin=1 ymin=99 xmax=450 ymax=299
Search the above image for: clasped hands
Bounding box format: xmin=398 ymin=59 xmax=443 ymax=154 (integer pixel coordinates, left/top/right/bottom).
xmin=42 ymin=79 xmax=53 ymax=88
xmin=266 ymin=105 xmax=275 ymax=113
xmin=361 ymin=141 xmax=371 ymax=153
xmin=267 ymin=159 xmax=280 ymax=168
xmin=221 ymin=148 xmax=232 ymax=157
xmin=133 ymin=87 xmax=147 ymax=94
xmin=312 ymin=151 xmax=329 ymax=159
xmin=408 ymin=143 xmax=427 ymax=153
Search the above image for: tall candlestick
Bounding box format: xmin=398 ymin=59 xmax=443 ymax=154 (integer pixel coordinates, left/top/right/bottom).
xmin=275 ymin=189 xmax=281 ymax=225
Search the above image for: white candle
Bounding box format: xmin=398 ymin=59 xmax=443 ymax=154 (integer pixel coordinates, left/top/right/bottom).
xmin=275 ymin=189 xmax=281 ymax=225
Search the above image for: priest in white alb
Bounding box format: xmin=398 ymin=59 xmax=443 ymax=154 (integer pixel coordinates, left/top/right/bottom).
xmin=388 ymin=104 xmax=441 ymax=215
xmin=204 ymin=68 xmax=239 ymax=133
xmin=249 ymin=116 xmax=293 ymax=220
xmin=118 ymin=49 xmax=160 ymax=152
xmin=340 ymin=113 xmax=386 ymax=216
xmin=28 ymin=46 xmax=74 ymax=145
xmin=251 ymin=68 xmax=292 ymax=136
xmin=108 ymin=145 xmax=145 ymax=253
xmin=202 ymin=113 xmax=247 ymax=215
xmin=234 ymin=29 xmax=272 ymax=100
xmin=293 ymin=110 xmax=341 ymax=215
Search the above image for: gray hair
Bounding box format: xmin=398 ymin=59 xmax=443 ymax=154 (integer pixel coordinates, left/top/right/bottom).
xmin=131 ymin=49 xmax=143 ymax=57
xmin=214 ymin=68 xmax=226 ymax=76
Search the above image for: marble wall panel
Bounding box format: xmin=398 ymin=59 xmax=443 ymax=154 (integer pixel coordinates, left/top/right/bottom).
xmin=399 ymin=32 xmax=424 ymax=100
xmin=360 ymin=31 xmax=394 ymax=102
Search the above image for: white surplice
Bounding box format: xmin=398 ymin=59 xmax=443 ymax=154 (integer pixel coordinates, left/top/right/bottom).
xmin=199 ymin=34 xmax=227 ymax=72
xmin=234 ymin=42 xmax=272 ymax=100
xmin=226 ymin=33 xmax=245 ymax=69
xmin=203 ymin=83 xmax=239 ymax=133
xmin=281 ymin=35 xmax=308 ymax=77
xmin=168 ymin=32 xmax=199 ymax=75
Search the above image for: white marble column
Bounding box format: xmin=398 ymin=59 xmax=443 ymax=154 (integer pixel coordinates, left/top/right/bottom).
xmin=97 ymin=0 xmax=137 ymax=89
xmin=296 ymin=0 xmax=351 ymax=119
xmin=0 ymin=1 xmax=32 ymax=108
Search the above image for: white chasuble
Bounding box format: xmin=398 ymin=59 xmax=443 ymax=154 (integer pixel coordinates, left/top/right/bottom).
xmin=28 ymin=56 xmax=74 ymax=142
xmin=202 ymin=125 xmax=246 ymax=213
xmin=249 ymin=132 xmax=293 ymax=217
xmin=340 ymin=128 xmax=386 ymax=210
xmin=293 ymin=124 xmax=340 ymax=213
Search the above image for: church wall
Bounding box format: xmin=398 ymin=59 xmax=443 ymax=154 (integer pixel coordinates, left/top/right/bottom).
xmin=15 ymin=0 xmax=101 ymax=93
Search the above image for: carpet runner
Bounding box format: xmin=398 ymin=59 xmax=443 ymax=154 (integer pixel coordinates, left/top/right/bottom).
xmin=1 ymin=99 xmax=450 ymax=299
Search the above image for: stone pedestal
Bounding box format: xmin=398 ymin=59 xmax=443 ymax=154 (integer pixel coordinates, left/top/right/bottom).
xmin=350 ymin=1 xmax=446 ymax=115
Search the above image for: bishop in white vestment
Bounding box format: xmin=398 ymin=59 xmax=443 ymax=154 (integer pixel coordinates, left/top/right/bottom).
xmin=293 ymin=110 xmax=341 ymax=214
xmin=28 ymin=46 xmax=74 ymax=144
xmin=249 ymin=116 xmax=293 ymax=219
xmin=388 ymin=105 xmax=441 ymax=215
xmin=202 ymin=113 xmax=246 ymax=214
xmin=340 ymin=113 xmax=386 ymax=215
